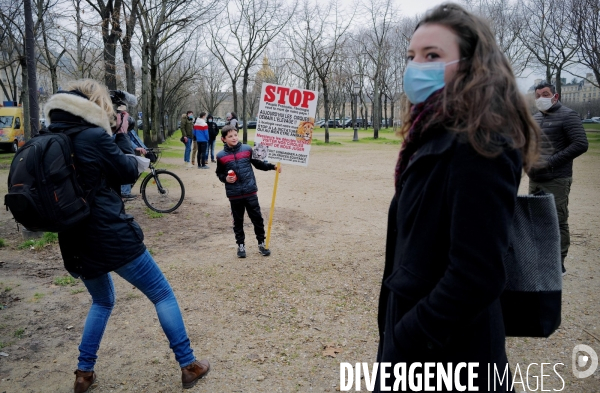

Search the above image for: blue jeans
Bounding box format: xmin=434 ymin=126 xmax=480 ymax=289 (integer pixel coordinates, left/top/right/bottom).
xmin=121 ymin=183 xmax=132 ymax=196
xmin=208 ymin=139 xmax=216 ymax=161
xmin=74 ymin=250 xmax=195 ymax=371
xmin=184 ymin=138 xmax=193 ymax=162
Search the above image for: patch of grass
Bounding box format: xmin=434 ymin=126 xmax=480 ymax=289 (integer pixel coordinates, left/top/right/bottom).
xmin=0 ymin=238 xmax=6 ymax=248
xmin=148 ymin=249 xmax=155 ymax=256
xmin=0 ymin=341 xmax=9 ymax=349
xmin=4 ymin=287 xmax=12 ymax=292
xmin=586 ymin=132 xmax=600 ymax=144
xmin=14 ymin=328 xmax=24 ymax=339
xmin=351 ymin=136 xmax=401 ymax=145
xmin=0 ymin=151 xmax=14 ymax=170
xmin=17 ymin=240 xmax=36 ymax=250
xmin=312 ymin=139 xmax=342 ymax=146
xmin=583 ymin=123 xmax=600 ymax=131
xmin=33 ymin=293 xmax=45 ymax=301
xmin=145 ymin=208 xmax=163 ymax=219
xmin=17 ymin=232 xmax=58 ymax=250
xmin=54 ymin=276 xmax=78 ymax=286
xmin=70 ymin=288 xmax=85 ymax=295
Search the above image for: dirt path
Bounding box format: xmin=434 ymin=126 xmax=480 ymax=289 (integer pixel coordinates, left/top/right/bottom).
xmin=0 ymin=140 xmax=598 ymax=392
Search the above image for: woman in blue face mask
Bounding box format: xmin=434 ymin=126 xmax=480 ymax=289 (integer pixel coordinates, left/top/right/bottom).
xmin=375 ymin=4 xmax=541 ymax=392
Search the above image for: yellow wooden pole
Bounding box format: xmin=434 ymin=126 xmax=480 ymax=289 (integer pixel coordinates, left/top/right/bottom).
xmin=265 ymin=162 xmax=280 ymax=249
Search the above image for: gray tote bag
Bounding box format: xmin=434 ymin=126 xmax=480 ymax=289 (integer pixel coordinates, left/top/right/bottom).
xmin=501 ymin=192 xmax=562 ymax=337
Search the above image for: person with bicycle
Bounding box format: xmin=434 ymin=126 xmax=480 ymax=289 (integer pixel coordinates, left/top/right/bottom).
xmin=43 ymin=79 xmax=210 ymax=392
xmin=117 ymin=106 xmax=148 ymax=201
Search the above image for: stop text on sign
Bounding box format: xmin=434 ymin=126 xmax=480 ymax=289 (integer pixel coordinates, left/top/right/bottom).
xmin=263 ymin=85 xmax=316 ymax=109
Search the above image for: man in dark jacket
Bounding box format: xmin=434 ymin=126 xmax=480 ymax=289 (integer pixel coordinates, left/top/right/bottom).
xmin=181 ymin=111 xmax=194 ymax=166
xmin=528 ymin=81 xmax=589 ymax=275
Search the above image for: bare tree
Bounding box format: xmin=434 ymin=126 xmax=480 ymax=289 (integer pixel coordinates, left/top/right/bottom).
xmin=360 ymin=0 xmax=396 ymax=138
xmin=85 ymin=0 xmax=123 ymax=90
xmin=520 ymin=0 xmax=579 ymax=95
xmin=121 ymin=0 xmax=139 ymax=95
xmin=571 ymin=0 xmax=600 ymax=87
xmin=36 ymin=0 xmax=67 ymax=94
xmin=59 ymin=0 xmax=104 ymax=80
xmin=289 ymin=0 xmax=352 ymax=143
xmin=197 ymin=55 xmax=229 ymax=116
xmin=135 ymin=0 xmax=213 ymax=146
xmin=464 ymin=0 xmax=531 ymax=76
xmin=211 ymin=0 xmax=294 ymax=143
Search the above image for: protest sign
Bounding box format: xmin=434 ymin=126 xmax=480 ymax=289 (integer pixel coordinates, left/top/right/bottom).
xmin=254 ymin=83 xmax=319 ymax=167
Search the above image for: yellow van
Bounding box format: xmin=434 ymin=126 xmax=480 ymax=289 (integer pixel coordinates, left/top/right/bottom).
xmin=0 ymin=106 xmax=24 ymax=152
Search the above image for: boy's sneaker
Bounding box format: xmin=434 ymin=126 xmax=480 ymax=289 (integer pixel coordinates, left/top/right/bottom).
xmin=258 ymin=242 xmax=271 ymax=256
xmin=237 ymin=244 xmax=246 ymax=258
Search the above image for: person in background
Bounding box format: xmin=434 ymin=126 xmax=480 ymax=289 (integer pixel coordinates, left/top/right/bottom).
xmin=193 ymin=112 xmax=210 ymax=169
xmin=117 ymin=108 xmax=147 ymax=201
xmin=528 ymin=81 xmax=589 ymax=275
xmin=43 ymin=79 xmax=210 ymax=392
xmin=375 ymin=4 xmax=540 ymax=392
xmin=226 ymin=112 xmax=239 ymax=130
xmin=181 ymin=111 xmax=194 ymax=167
xmin=207 ymin=114 xmax=219 ymax=163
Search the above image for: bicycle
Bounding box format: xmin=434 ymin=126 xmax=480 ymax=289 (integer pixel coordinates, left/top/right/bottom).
xmin=136 ymin=148 xmax=185 ymax=213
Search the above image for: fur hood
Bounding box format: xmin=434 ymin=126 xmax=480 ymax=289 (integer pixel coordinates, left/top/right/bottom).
xmin=44 ymin=93 xmax=113 ymax=135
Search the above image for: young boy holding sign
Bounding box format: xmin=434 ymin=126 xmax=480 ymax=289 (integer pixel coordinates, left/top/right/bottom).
xmin=215 ymin=125 xmax=281 ymax=258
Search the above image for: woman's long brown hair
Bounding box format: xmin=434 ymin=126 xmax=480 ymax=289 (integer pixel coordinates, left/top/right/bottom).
xmin=400 ymin=3 xmax=540 ymax=170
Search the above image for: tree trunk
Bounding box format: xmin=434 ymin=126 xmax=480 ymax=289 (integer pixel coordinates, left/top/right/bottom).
xmin=141 ymin=43 xmax=151 ymax=146
xmin=390 ymin=95 xmax=394 ymax=131
xmin=76 ymin=0 xmax=84 ymax=78
xmin=20 ymin=57 xmax=31 ymax=140
xmin=150 ymin=56 xmax=160 ymax=147
xmin=24 ymin=0 xmax=38 ymax=136
xmin=323 ymin=81 xmax=330 ymax=143
xmin=384 ymin=93 xmax=388 ymax=129
xmin=373 ymin=76 xmax=380 ymax=139
xmin=232 ymin=83 xmax=239 ymax=117
xmin=242 ymin=68 xmax=249 ymax=144
xmin=555 ymin=68 xmax=563 ymax=96
xmin=121 ymin=0 xmax=138 ymax=96
xmin=100 ymin=0 xmax=123 ymax=91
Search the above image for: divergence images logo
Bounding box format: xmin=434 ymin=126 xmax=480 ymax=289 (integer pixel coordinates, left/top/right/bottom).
xmin=572 ymin=344 xmax=598 ymax=379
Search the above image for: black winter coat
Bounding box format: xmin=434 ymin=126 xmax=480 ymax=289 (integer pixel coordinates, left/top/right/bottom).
xmin=376 ymin=130 xmax=521 ymax=392
xmin=528 ymin=101 xmax=588 ymax=182
xmin=44 ymin=92 xmax=146 ymax=279
xmin=215 ymin=142 xmax=275 ymax=199
xmin=207 ymin=120 xmax=219 ymax=141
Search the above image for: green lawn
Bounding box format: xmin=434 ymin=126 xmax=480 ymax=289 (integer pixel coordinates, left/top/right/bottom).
xmin=583 ymin=123 xmax=600 ymax=131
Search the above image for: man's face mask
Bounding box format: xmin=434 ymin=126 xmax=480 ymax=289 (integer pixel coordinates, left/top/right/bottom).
xmin=535 ymin=95 xmax=556 ymax=111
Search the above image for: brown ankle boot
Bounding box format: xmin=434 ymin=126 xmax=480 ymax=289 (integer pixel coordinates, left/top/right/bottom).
xmin=74 ymin=369 xmax=97 ymax=393
xmin=181 ymin=359 xmax=210 ymax=389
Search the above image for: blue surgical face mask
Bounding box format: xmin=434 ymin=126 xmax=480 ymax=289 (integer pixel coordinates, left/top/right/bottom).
xmin=403 ymin=59 xmax=461 ymax=104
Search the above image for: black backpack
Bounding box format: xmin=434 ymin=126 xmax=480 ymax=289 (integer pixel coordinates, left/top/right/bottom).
xmin=4 ymin=126 xmax=90 ymax=232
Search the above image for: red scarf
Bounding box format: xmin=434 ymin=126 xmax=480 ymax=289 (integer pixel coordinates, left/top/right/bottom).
xmin=394 ymin=89 xmax=445 ymax=193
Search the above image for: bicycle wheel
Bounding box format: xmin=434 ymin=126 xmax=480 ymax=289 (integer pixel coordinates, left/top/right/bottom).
xmin=141 ymin=170 xmax=185 ymax=213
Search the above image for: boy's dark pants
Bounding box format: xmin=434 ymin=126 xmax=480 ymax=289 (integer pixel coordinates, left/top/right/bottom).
xmin=529 ymin=177 xmax=572 ymax=264
xmin=229 ymin=195 xmax=265 ymax=245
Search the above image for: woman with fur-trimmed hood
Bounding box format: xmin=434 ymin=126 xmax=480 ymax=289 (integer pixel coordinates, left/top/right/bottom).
xmin=44 ymin=79 xmax=210 ymax=392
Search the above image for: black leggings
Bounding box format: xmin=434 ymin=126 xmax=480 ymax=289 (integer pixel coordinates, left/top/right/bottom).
xmin=196 ymin=142 xmax=208 ymax=166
